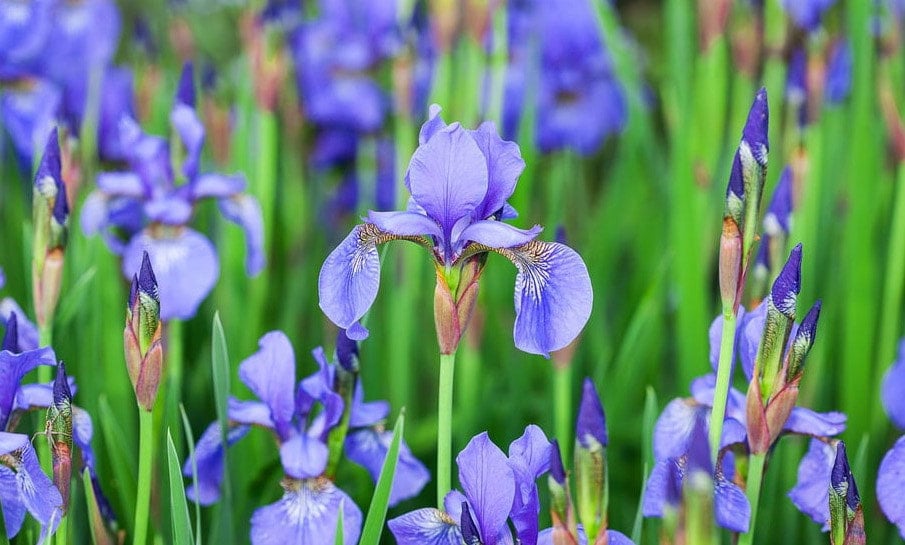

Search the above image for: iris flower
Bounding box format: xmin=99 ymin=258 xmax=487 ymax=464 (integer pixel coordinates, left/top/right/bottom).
xmin=781 ymin=0 xmax=836 ymax=32
xmin=389 ymin=425 xmax=552 ymax=545
xmin=183 ymin=331 xmax=428 ymax=544
xmin=318 ymin=105 xmax=592 ymax=356
xmin=82 ymin=64 xmax=264 ymax=320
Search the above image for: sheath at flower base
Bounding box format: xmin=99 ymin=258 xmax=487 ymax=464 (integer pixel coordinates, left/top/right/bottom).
xmin=318 ymin=105 xmax=593 ymax=356
xmin=82 ymin=63 xmax=265 ymax=320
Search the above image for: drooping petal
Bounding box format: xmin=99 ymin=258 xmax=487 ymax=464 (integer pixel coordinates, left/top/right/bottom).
xmin=497 ymin=240 xmax=592 ymax=356
xmin=388 ymin=508 xmax=462 ymax=545
xmin=238 ymin=331 xmax=296 ymax=439
xmin=318 ymin=224 xmax=390 ymax=332
xmin=219 ymin=195 xmax=266 ymax=276
xmin=458 ymin=220 xmax=542 ymax=250
xmin=249 ymin=478 xmax=362 ymax=545
xmin=788 ymin=438 xmax=833 ymax=530
xmin=879 ymin=436 xmax=905 ymax=538
xmin=882 ymin=339 xmax=905 ymax=430
xmin=191 ymin=173 xmax=246 ymax=199
xmin=0 ymin=433 xmax=62 ymax=540
xmin=183 ymin=423 xmax=250 ymax=506
xmin=456 ymin=432 xmax=515 ymax=543
xmin=97 ymin=172 xmax=146 ymax=197
xmin=0 ymin=466 xmax=26 ymax=539
xmin=367 ymin=211 xmax=442 ymax=238
xmin=468 ymin=122 xmax=525 ymax=220
xmin=279 ymin=433 xmax=329 ymax=479
xmin=714 ymin=473 xmax=750 ymax=532
xmin=122 ymin=229 xmax=220 ymax=321
xmin=783 ymin=408 xmax=846 ymax=438
xmin=349 ymin=381 xmax=389 ymax=428
xmin=344 ymin=428 xmax=430 ymax=505
xmin=641 ymin=459 xmax=683 ymax=517
xmin=227 ymin=398 xmax=274 ymax=429
xmin=407 ymin=123 xmax=488 ymax=244
xmin=653 ymin=399 xmax=700 ymax=461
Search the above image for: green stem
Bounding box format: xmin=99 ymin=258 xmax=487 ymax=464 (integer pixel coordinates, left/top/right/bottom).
xmin=553 ymin=364 xmax=572 ymax=461
xmin=437 ymin=351 xmax=457 ymax=508
xmin=38 ymin=323 xmax=53 ymax=384
xmin=739 ymin=452 xmax=766 ymax=545
xmin=53 ymin=515 xmax=67 ymax=545
xmin=134 ymin=410 xmax=154 ymax=545
xmin=166 ymin=320 xmax=184 ymax=455
xmin=709 ymin=309 xmax=737 ymax=462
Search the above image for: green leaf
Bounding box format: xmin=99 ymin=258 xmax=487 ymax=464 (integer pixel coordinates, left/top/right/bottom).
xmin=54 ymin=266 xmax=96 ymax=328
xmin=167 ymin=429 xmax=194 ymax=545
xmin=210 ymin=312 xmax=233 ymax=545
xmin=358 ymin=410 xmax=405 ymax=545
xmin=98 ymin=396 xmax=137 ymax=527
xmin=82 ymin=468 xmax=110 ymax=545
xmin=631 ymin=386 xmax=659 ymax=545
xmin=179 ymin=405 xmax=202 ymax=545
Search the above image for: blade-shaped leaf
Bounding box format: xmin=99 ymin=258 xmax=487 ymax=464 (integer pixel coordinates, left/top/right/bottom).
xmin=167 ymin=429 xmax=194 ymax=545
xmin=179 ymin=405 xmax=202 ymax=545
xmin=98 ymin=396 xmax=136 ymax=523
xmin=82 ymin=468 xmax=112 ymax=545
xmin=210 ymin=312 xmax=233 ymax=545
xmin=359 ymin=410 xmax=405 ymax=545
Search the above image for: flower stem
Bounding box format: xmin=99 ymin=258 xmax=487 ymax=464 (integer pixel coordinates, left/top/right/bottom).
xmin=709 ymin=309 xmax=737 ymax=463
xmin=54 ymin=515 xmax=68 ymax=545
xmin=134 ymin=410 xmax=154 ymax=545
xmin=738 ymin=452 xmax=766 ymax=545
xmin=437 ymin=350 xmax=457 ymax=508
xmin=37 ymin=323 xmax=53 ymax=384
xmin=553 ymin=363 xmax=572 ymax=461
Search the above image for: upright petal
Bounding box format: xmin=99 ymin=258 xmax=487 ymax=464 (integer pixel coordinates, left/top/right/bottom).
xmin=122 ymin=229 xmax=219 ymax=321
xmin=879 ymin=436 xmax=905 ymax=538
xmin=0 ymin=347 xmax=56 ymax=429
xmin=788 ymin=438 xmax=833 ymax=530
xmin=468 ymin=122 xmax=525 ymax=220
xmin=494 ymin=240 xmax=592 ymax=356
xmin=219 ymin=195 xmax=266 ymax=276
xmin=344 ymin=428 xmax=430 ymax=505
xmin=279 ymin=434 xmax=329 ymax=479
xmin=238 ymin=332 xmax=296 ymax=438
xmin=318 ymin=224 xmax=389 ymax=332
xmin=407 ymin=123 xmax=488 ymax=243
xmin=249 ymin=478 xmax=362 ymax=545
xmin=388 ymin=508 xmax=462 ymax=545
xmin=507 ymin=425 xmax=551 ymax=545
xmin=457 ymin=432 xmax=515 ymax=543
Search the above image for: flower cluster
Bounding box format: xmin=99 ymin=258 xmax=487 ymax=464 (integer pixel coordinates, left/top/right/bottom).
xmin=184 ymin=330 xmax=428 ymax=544
xmin=82 ymin=64 xmax=264 ymax=320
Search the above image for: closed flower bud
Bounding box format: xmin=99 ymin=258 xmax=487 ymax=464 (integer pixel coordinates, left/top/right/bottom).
xmin=719 ymin=216 xmax=743 ymax=312
xmin=786 ymin=300 xmax=822 ymax=381
xmin=829 ymin=442 xmax=865 ymax=545
xmin=32 ymin=128 xmax=69 ymax=331
xmin=574 ymin=379 xmax=608 ymax=543
xmin=433 ymin=256 xmax=485 ymax=355
xmin=48 ymin=361 xmax=73 ymax=514
xmin=124 ymin=252 xmax=163 ymax=411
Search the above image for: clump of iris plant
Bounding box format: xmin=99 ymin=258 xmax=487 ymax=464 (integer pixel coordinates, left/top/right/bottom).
xmin=318 ymin=104 xmax=592 ymax=507
xmin=183 ymin=330 xmax=428 ymax=544
xmin=82 ymin=63 xmax=264 ymax=321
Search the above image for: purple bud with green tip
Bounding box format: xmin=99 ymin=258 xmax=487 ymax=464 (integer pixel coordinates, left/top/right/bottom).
xmin=176 ymin=62 xmax=196 ymax=108
xmin=787 ymin=300 xmax=822 ymax=380
xmin=549 ymin=439 xmax=566 ymax=485
xmin=771 ymin=244 xmax=803 ymax=318
xmin=576 ymin=378 xmax=608 ymax=449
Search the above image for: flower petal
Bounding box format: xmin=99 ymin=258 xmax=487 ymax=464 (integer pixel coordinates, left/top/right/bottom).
xmin=192 ymin=173 xmax=246 ymax=199
xmin=388 ymin=508 xmax=462 ymax=545
xmin=883 ymin=339 xmax=905 ymax=430
xmin=783 ymin=408 xmax=846 ymax=437
xmin=348 ymin=381 xmax=389 ymax=428
xmin=219 ymin=195 xmax=266 ymax=276
xmin=239 ymin=331 xmax=296 ymax=438
xmin=496 ymin=240 xmax=592 ymax=356
xmin=507 ymin=425 xmax=551 ymax=545
xmin=0 ymin=347 xmax=56 ymax=429
xmin=407 ymin=123 xmax=488 ymax=241
xmin=122 ymin=229 xmax=220 ymax=321
xmin=653 ymin=399 xmax=699 ymax=461
xmin=457 ymin=432 xmax=515 ymax=543
xmin=97 ymin=172 xmax=145 ymax=197
xmin=0 ymin=466 xmax=26 ymax=539
xmin=344 ymin=428 xmax=430 ymax=505
xmin=714 ymin=473 xmax=750 ymax=532
xmin=0 ymin=433 xmax=62 ymax=539
xmin=183 ymin=423 xmax=250 ymax=506
xmin=458 ymin=220 xmax=542 ymax=249
xmin=788 ymin=438 xmax=833 ymax=530
xmin=739 ymin=302 xmax=767 ymax=381
xmin=0 ymin=298 xmax=38 ymax=352
xmin=227 ymin=398 xmax=274 ymax=428
xmin=879 ymin=436 xmax=905 ymax=539
xmin=468 ymin=122 xmax=525 ymax=220
xmin=279 ymin=434 xmax=328 ymax=479
xmin=318 ymin=224 xmax=388 ymax=331
xmin=366 ymin=211 xmax=441 ymax=238
xmin=249 ymin=479 xmax=362 ymax=545
xmin=641 ymin=459 xmax=683 ymax=517
xmin=170 ymin=103 xmax=204 ymax=182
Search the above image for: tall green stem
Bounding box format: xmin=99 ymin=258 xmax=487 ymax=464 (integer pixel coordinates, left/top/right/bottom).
xmin=166 ymin=320 xmax=184 ymax=455
xmin=134 ymin=410 xmax=154 ymax=545
xmin=37 ymin=324 xmax=53 ymax=384
xmin=437 ymin=351 xmax=457 ymax=508
xmin=739 ymin=452 xmax=766 ymax=545
xmin=553 ymin=363 xmax=572 ymax=461
xmin=709 ymin=310 xmax=737 ymax=462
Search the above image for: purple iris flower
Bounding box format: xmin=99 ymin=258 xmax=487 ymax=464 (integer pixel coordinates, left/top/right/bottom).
xmin=318 ymin=106 xmax=593 ymax=355
xmin=389 ymin=425 xmax=551 ymax=545
xmin=82 ymin=64 xmax=264 ymax=320
xmin=0 ymin=80 xmax=62 ymax=174
xmin=877 ymin=339 xmax=905 ymax=537
xmin=0 ymin=0 xmax=52 ymax=79
xmin=534 ymin=0 xmax=626 ymax=154
xmin=781 ymin=0 xmax=836 ymax=32
xmin=291 ymin=0 xmax=399 ymax=134
xmin=183 ymin=331 xmax=428 ymax=544
xmin=644 ymin=303 xmax=846 ymax=530
xmin=537 ymin=526 xmax=634 ymax=545
xmin=825 ymin=40 xmax=853 ymax=105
